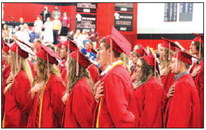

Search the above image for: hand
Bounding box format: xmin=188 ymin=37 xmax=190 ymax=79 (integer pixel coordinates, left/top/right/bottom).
xmin=167 ymin=85 xmax=175 ymax=98
xmin=62 ymin=92 xmax=69 ymax=104
xmin=93 ymin=80 xmax=104 ymax=102
xmin=6 ymin=74 xmax=14 ymax=85
xmin=191 ymin=65 xmax=201 ymax=77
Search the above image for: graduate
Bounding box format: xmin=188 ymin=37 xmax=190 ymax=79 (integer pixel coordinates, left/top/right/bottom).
xmin=189 ymin=33 xmax=204 ymax=127
xmin=27 ymin=44 xmax=65 ymax=128
xmin=94 ymin=27 xmax=135 ymax=128
xmin=164 ymin=51 xmax=201 ymax=128
xmin=132 ymin=52 xmax=166 ymax=127
xmin=130 ymin=47 xmax=146 ymax=83
xmin=158 ymin=37 xmax=181 ymax=94
xmin=3 ymin=40 xmax=34 ymax=128
xmin=63 ymin=45 xmax=96 ymax=127
xmin=2 ymin=40 xmax=11 ymax=122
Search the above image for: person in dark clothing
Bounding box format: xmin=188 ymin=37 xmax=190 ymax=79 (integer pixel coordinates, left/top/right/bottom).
xmin=40 ymin=6 xmax=51 ymax=23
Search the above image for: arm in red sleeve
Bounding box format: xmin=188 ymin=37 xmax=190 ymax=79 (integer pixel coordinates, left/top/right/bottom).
xmin=50 ymin=80 xmax=66 ymax=124
xmin=72 ymin=83 xmax=94 ymax=127
xmin=139 ymin=84 xmax=165 ymax=127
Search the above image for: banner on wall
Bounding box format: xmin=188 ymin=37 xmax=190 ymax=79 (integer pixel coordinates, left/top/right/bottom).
xmin=76 ymin=14 xmax=96 ymax=30
xmin=115 ymin=3 xmax=133 ymax=12
xmin=114 ymin=13 xmax=133 ymax=31
xmin=77 ymin=3 xmax=97 ymax=13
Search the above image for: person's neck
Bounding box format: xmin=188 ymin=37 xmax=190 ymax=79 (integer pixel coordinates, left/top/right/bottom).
xmin=177 ymin=67 xmax=187 ymax=74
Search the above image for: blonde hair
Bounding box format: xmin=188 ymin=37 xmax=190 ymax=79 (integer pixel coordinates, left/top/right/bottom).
xmin=159 ymin=47 xmax=175 ymax=75
xmin=33 ymin=57 xmax=61 ymax=85
xmin=4 ymin=51 xmax=33 ymax=93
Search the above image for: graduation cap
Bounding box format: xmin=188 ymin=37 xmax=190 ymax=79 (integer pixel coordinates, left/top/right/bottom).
xmin=55 ymin=42 xmax=62 ymax=49
xmin=192 ymin=33 xmax=204 ymax=44
xmin=161 ymin=37 xmax=181 ymax=51
xmin=110 ymin=27 xmax=131 ymax=56
xmin=10 ymin=41 xmax=34 ymax=58
xmin=68 ymin=40 xmax=79 ymax=52
xmin=173 ymin=51 xmax=194 ymax=65
xmin=134 ymin=47 xmax=146 ymax=57
xmin=143 ymin=48 xmax=160 ymax=76
xmin=192 ymin=33 xmax=204 ymax=57
xmin=69 ymin=50 xmax=91 ymax=76
xmin=36 ymin=44 xmax=61 ymax=65
xmin=161 ymin=37 xmax=181 ymax=60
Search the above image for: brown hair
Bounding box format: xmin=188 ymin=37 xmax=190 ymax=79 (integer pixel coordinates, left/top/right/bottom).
xmin=192 ymin=42 xmax=204 ymax=58
xmin=66 ymin=56 xmax=93 ymax=93
xmin=100 ymin=38 xmax=121 ymax=58
xmin=32 ymin=57 xmax=60 ymax=85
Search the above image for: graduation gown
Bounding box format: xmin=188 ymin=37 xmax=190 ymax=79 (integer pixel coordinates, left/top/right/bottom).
xmin=27 ymin=74 xmax=65 ymax=128
xmin=3 ymin=70 xmax=32 ymax=128
xmin=63 ymin=77 xmax=95 ymax=128
xmin=133 ymin=76 xmax=166 ymax=128
xmin=161 ymin=71 xmax=175 ymax=94
xmin=190 ymin=60 xmax=204 ymax=127
xmin=164 ymin=74 xmax=201 ymax=128
xmin=95 ymin=64 xmax=135 ymax=128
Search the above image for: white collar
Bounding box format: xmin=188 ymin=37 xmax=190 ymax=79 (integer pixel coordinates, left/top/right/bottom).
xmin=100 ymin=60 xmax=123 ymax=76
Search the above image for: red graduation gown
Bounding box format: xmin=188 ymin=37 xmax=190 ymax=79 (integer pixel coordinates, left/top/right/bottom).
xmin=161 ymin=71 xmax=175 ymax=94
xmin=133 ymin=76 xmax=166 ymax=128
xmin=190 ymin=60 xmax=204 ymax=127
xmin=27 ymin=74 xmax=65 ymax=128
xmin=3 ymin=70 xmax=32 ymax=128
xmin=63 ymin=77 xmax=95 ymax=128
xmin=164 ymin=74 xmax=201 ymax=128
xmin=95 ymin=65 xmax=135 ymax=128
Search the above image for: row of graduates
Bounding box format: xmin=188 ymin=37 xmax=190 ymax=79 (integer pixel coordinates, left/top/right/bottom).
xmin=1 ymin=27 xmax=204 ymax=128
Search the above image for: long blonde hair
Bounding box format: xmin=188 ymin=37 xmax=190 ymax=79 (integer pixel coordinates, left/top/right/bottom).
xmin=159 ymin=47 xmax=174 ymax=75
xmin=4 ymin=51 xmax=33 ymax=93
xmin=32 ymin=57 xmax=61 ymax=86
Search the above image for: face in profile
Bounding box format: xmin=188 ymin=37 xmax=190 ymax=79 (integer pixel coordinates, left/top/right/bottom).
xmin=135 ymin=59 xmax=143 ymax=79
xmin=99 ymin=42 xmax=110 ymax=70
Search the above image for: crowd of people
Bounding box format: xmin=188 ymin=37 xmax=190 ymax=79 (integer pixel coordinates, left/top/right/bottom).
xmin=1 ymin=9 xmax=204 ymax=128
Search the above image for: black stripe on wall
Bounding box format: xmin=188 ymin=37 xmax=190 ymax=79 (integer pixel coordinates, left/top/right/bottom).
xmin=137 ymin=34 xmax=204 ymax=40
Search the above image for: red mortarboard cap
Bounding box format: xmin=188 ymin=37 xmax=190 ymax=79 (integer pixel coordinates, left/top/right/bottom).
xmin=143 ymin=48 xmax=160 ymax=75
xmin=142 ymin=55 xmax=155 ymax=68
xmin=135 ymin=47 xmax=146 ymax=57
xmin=192 ymin=33 xmax=204 ymax=44
xmin=61 ymin=41 xmax=69 ymax=48
xmin=70 ymin=50 xmax=91 ymax=68
xmin=10 ymin=43 xmax=29 ymax=58
xmin=160 ymin=37 xmax=181 ymax=51
xmin=55 ymin=43 xmax=62 ymax=48
xmin=109 ymin=27 xmax=131 ymax=56
xmin=36 ymin=44 xmax=61 ymax=65
xmin=173 ymin=51 xmax=193 ymax=65
xmin=68 ymin=40 xmax=78 ymax=52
